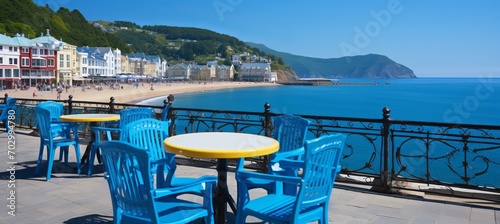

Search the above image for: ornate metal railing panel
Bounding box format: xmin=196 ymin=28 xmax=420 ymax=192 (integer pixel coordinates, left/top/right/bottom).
xmin=298 ymin=114 xmax=384 ymax=177
xmin=389 ymin=120 xmax=500 ymax=191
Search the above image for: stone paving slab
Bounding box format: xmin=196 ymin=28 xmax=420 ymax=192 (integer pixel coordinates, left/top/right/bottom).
xmin=0 ymin=131 xmax=499 ymax=223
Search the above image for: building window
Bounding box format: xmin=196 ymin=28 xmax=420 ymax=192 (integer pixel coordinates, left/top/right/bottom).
xmin=13 ymin=69 xmax=19 ymax=77
xmin=48 ymin=59 xmax=55 ymax=67
xmin=5 ymin=69 xmax=11 ymax=77
xmin=22 ymin=58 xmax=30 ymax=67
xmin=0 ymin=57 xmax=3 ymax=64
xmin=9 ymin=58 xmax=13 ymax=64
xmin=14 ymin=47 xmax=18 ymax=52
xmin=32 ymin=59 xmax=47 ymax=67
xmin=32 ymin=48 xmax=38 ymax=55
xmin=23 ymin=47 xmax=29 ymax=53
xmin=0 ymin=69 xmax=3 ymax=77
xmin=0 ymin=46 xmax=3 ymax=50
xmin=49 ymin=50 xmax=54 ymax=56
xmin=9 ymin=46 xmax=13 ymax=52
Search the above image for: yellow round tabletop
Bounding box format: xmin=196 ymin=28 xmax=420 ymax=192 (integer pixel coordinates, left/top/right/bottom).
xmin=164 ymin=132 xmax=279 ymax=159
xmin=59 ymin=114 xmax=120 ymax=122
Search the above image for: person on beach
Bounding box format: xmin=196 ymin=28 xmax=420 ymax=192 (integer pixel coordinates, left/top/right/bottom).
xmin=57 ymin=88 xmax=62 ymax=100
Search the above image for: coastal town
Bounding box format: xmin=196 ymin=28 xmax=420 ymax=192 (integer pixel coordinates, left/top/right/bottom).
xmin=0 ymin=29 xmax=278 ymax=92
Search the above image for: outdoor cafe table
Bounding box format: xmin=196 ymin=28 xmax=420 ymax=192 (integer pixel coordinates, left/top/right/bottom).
xmin=164 ymin=132 xmax=279 ymax=224
xmin=59 ymin=114 xmax=120 ymax=173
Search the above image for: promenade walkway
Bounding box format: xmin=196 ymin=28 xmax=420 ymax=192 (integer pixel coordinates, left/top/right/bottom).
xmin=1 ymin=131 xmax=499 ymax=224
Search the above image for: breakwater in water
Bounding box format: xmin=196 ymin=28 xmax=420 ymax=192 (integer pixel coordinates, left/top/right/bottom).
xmin=279 ymin=80 xmax=382 ymax=86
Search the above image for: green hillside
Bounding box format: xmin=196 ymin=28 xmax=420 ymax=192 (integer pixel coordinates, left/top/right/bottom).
xmin=0 ymin=0 xmax=132 ymax=52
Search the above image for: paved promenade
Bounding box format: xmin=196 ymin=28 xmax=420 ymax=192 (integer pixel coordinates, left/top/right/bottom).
xmin=0 ymin=131 xmax=499 ymax=224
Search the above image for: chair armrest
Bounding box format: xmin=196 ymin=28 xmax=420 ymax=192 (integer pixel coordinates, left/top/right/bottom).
xmin=236 ymin=170 xmax=302 ymax=185
xmin=153 ymin=176 xmax=216 ymax=198
xmin=271 ymin=147 xmax=305 ymax=162
xmin=51 ymin=121 xmax=78 ymax=128
xmin=90 ymin=126 xmax=120 ymax=132
xmin=276 ymin=159 xmax=304 ymax=170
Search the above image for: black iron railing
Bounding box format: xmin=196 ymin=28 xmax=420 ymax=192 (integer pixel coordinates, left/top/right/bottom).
xmin=3 ymin=93 xmax=500 ymax=195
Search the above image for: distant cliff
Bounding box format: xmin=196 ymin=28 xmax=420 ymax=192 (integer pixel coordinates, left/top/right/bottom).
xmin=247 ymin=42 xmax=417 ymax=79
xmin=276 ymin=69 xmax=299 ymax=83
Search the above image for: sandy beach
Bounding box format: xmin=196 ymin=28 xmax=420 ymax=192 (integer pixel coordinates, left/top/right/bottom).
xmin=2 ymin=81 xmax=278 ymax=104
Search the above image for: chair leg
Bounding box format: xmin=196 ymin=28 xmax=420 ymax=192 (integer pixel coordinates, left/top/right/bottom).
xmin=61 ymin=146 xmax=69 ymax=166
xmin=74 ymin=143 xmax=81 ymax=175
xmin=321 ymin=205 xmax=328 ymax=224
xmin=235 ymin=212 xmax=246 ymax=224
xmin=156 ymin=165 xmax=165 ymax=188
xmin=35 ymin=144 xmax=45 ymax=176
xmin=88 ymin=140 xmax=99 ymax=175
xmin=58 ymin=147 xmax=68 ymax=162
xmin=46 ymin=147 xmax=56 ymax=181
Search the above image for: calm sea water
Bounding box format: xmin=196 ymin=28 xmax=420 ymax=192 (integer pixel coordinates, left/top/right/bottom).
xmin=140 ymin=77 xmax=500 ymax=187
xmin=141 ymin=77 xmax=500 ymax=125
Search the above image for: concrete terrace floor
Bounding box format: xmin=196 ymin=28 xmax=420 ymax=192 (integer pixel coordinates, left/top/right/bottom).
xmin=1 ymin=131 xmax=499 ymax=224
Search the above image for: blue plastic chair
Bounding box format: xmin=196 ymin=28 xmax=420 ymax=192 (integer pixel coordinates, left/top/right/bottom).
xmin=235 ymin=133 xmax=346 ymax=224
xmin=99 ymin=141 xmax=215 ymax=224
xmin=236 ymin=114 xmax=310 ymax=194
xmin=34 ymin=107 xmax=81 ymax=181
xmin=37 ymin=101 xmax=78 ymax=161
xmin=120 ymin=118 xmax=217 ymax=191
xmin=87 ymin=107 xmax=153 ymax=175
xmin=0 ymin=98 xmax=17 ymax=133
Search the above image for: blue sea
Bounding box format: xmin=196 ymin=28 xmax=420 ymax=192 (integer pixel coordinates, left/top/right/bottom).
xmin=141 ymin=77 xmax=500 ymax=125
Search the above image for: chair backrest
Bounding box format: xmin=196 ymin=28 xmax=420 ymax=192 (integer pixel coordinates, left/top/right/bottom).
xmin=99 ymin=141 xmax=158 ymax=222
xmin=34 ymin=107 xmax=52 ymax=141
xmin=119 ymin=107 xmax=154 ymax=127
xmin=272 ymin=114 xmax=310 ymax=155
xmin=160 ymin=102 xmax=170 ymax=121
xmin=120 ymin=118 xmax=171 ymax=162
xmin=295 ymin=133 xmax=345 ymax=212
xmin=1 ymin=98 xmax=17 ymax=116
xmin=37 ymin=101 xmax=64 ymax=121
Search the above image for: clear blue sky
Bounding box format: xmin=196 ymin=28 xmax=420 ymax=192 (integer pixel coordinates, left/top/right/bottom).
xmin=40 ymin=0 xmax=500 ymax=77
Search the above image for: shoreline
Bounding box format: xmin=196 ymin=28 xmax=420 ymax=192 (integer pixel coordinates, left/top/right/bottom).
xmin=1 ymin=81 xmax=279 ymax=104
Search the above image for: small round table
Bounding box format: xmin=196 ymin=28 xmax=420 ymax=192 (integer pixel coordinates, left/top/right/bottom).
xmin=164 ymin=132 xmax=279 ymax=224
xmin=60 ymin=114 xmax=120 ymax=174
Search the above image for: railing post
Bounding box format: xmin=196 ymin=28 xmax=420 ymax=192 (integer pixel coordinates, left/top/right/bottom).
xmin=264 ymin=102 xmax=272 ymax=137
xmin=109 ymin=97 xmax=115 ymax=114
xmin=371 ymin=107 xmax=393 ymax=193
xmin=382 ymin=107 xmax=392 ymax=192
xmin=167 ymin=94 xmax=174 ymax=121
xmin=68 ymin=95 xmax=73 ymax=114
xmin=167 ymin=94 xmax=175 ymax=136
xmin=263 ymin=102 xmax=272 ymax=172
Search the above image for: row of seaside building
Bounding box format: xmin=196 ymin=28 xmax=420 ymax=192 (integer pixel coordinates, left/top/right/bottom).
xmin=0 ymin=29 xmax=277 ymax=89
